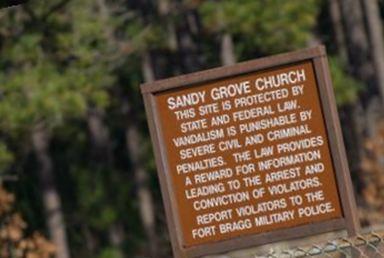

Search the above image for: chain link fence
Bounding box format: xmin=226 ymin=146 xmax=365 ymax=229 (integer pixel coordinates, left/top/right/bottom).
xmin=207 ymin=229 xmax=384 ymax=258
xmin=260 ymin=231 xmax=384 ymax=258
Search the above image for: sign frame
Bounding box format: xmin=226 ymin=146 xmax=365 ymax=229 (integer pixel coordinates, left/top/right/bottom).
xmin=141 ymin=45 xmax=359 ymax=258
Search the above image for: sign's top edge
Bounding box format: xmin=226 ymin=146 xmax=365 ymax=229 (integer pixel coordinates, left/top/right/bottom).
xmin=140 ymin=45 xmax=326 ymax=94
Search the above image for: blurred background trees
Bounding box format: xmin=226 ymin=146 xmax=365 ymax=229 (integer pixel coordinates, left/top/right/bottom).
xmin=0 ymin=186 xmax=56 ymax=258
xmin=0 ymin=0 xmax=383 ymax=257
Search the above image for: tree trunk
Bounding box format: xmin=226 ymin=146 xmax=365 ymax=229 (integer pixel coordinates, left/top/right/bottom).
xmin=125 ymin=121 xmax=158 ymax=257
xmin=338 ymin=0 xmax=372 ymax=180
xmin=32 ymin=123 xmax=70 ymax=258
xmin=142 ymin=51 xmax=155 ymax=82
xmin=87 ymin=108 xmax=113 ymax=162
xmin=122 ymin=51 xmax=158 ymax=257
xmin=176 ymin=9 xmax=202 ymax=73
xmin=107 ymin=223 xmax=125 ymax=257
xmin=83 ymin=225 xmax=96 ymax=254
xmin=220 ymin=33 xmax=236 ymax=66
xmin=97 ymin=0 xmax=158 ymax=254
xmin=158 ymin=0 xmax=178 ymax=52
xmin=340 ymin=0 xmax=374 ymax=137
xmin=339 ymin=0 xmax=373 ymax=84
xmin=361 ymin=0 xmax=384 ymax=104
xmin=86 ymin=108 xmax=125 ymax=257
xmin=329 ymin=0 xmax=348 ymax=61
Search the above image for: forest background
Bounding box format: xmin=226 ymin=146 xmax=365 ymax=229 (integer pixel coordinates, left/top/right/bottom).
xmin=1 ymin=0 xmax=384 ymax=257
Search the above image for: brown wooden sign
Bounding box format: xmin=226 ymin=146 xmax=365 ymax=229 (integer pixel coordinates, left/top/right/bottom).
xmin=141 ymin=46 xmax=359 ymax=258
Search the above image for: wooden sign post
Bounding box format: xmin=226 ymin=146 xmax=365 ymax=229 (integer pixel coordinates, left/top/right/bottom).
xmin=141 ymin=46 xmax=359 ymax=258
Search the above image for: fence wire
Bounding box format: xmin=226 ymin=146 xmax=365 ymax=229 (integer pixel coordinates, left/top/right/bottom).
xmin=255 ymin=231 xmax=384 ymax=258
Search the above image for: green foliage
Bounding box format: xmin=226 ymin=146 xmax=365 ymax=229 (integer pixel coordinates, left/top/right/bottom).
xmin=0 ymin=143 xmax=13 ymax=173
xmin=0 ymin=1 xmax=124 ymax=256
xmin=0 ymin=0 xmax=115 ymax=133
xmin=0 ymin=59 xmax=88 ymax=131
xmin=329 ymin=57 xmax=361 ymax=105
xmin=97 ymin=247 xmax=123 ymax=258
xmin=200 ymin=0 xmax=320 ymax=54
xmin=72 ymin=166 xmax=118 ymax=230
xmin=127 ymin=21 xmax=168 ymax=52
